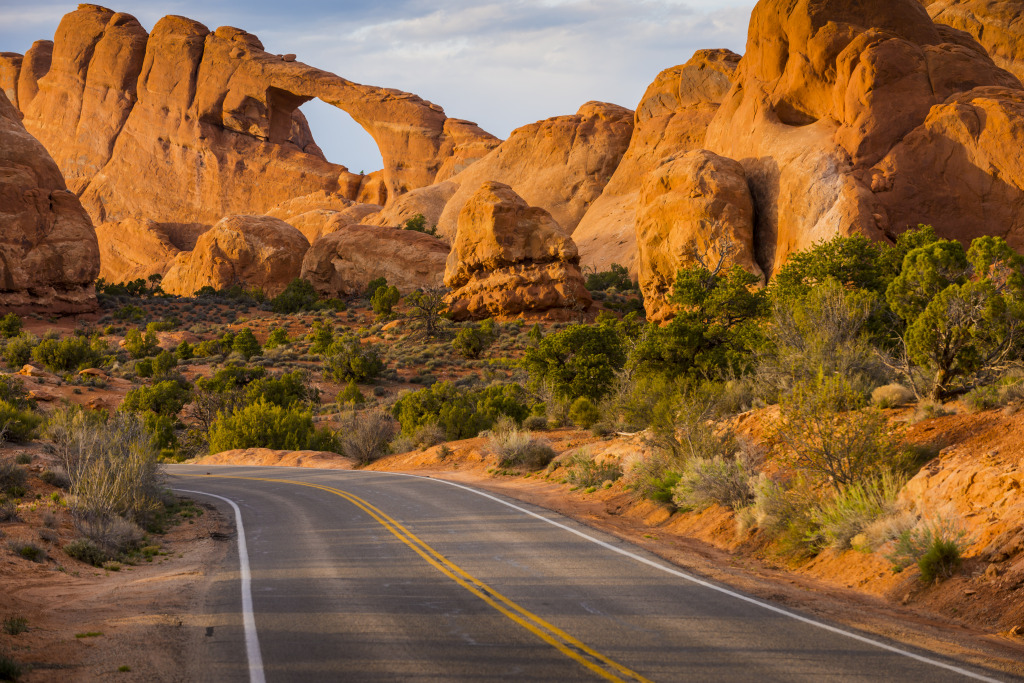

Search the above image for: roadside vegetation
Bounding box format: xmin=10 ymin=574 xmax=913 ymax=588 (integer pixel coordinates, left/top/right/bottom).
xmin=1 ymin=225 xmax=1022 ymax=590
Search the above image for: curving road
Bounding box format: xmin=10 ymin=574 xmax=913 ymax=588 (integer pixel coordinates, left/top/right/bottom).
xmin=166 ymin=465 xmax=1008 ymax=683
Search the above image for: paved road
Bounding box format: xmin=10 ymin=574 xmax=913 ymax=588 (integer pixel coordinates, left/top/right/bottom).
xmin=166 ymin=465 xmax=1008 ymax=683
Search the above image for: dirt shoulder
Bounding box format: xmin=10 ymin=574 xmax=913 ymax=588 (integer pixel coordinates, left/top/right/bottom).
xmin=0 ymin=454 xmax=230 ymax=682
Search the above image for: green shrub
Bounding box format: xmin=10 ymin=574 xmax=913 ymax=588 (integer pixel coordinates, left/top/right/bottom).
xmin=886 ymin=517 xmax=967 ymax=582
xmin=524 ymin=322 xmax=625 ymax=402
xmin=627 ymin=454 xmax=680 ymax=505
xmin=207 ymin=399 xmax=331 ymax=453
xmin=175 ymin=340 xmax=194 ymax=361
xmin=0 ymin=375 xmax=32 ymax=409
xmin=3 ymin=334 xmax=35 ymax=368
xmin=123 ymin=328 xmax=159 ymax=359
xmin=64 ymin=537 xmax=109 ymax=566
xmin=568 ymin=397 xmax=601 ymax=428
xmin=32 ymin=336 xmax=101 ymax=371
xmin=392 ymin=381 xmax=529 ymax=441
xmin=564 ymin=451 xmax=622 ymax=488
xmin=365 ymin=277 xmax=388 ymax=299
xmin=371 ymin=285 xmax=400 ymax=317
xmin=264 ymin=328 xmax=289 ymax=350
xmin=402 ymin=213 xmax=437 ymax=236
xmin=113 ymin=304 xmax=146 ymax=321
xmin=871 ymin=384 xmax=915 ymax=409
xmin=918 ymin=538 xmax=963 ymax=583
xmin=962 ymin=385 xmax=1001 ymax=412
xmin=197 ymin=365 xmax=266 ymax=394
xmin=453 ymin=323 xmax=496 ymax=359
xmin=122 ymin=380 xmax=191 ymax=416
xmin=489 ymin=428 xmax=555 ymax=470
xmin=2 ymin=617 xmax=27 ymax=636
xmin=8 ymin=540 xmax=47 ymax=563
xmin=523 ymin=415 xmax=548 ymax=431
xmin=232 ymin=328 xmax=261 ymax=360
xmin=324 ymin=336 xmax=384 ymax=383
xmin=672 ymin=455 xmax=757 ymax=512
xmin=337 ymin=380 xmax=366 ymax=406
xmin=134 ymin=358 xmax=154 ymax=378
xmin=308 ymin=321 xmax=334 ymax=355
xmin=0 ymin=461 xmax=27 ymax=493
xmin=0 ymin=401 xmax=42 ymax=442
xmin=0 ymin=313 xmax=23 ymax=339
xmin=0 ymin=653 xmax=21 ymax=681
xmin=271 ymin=278 xmax=320 ymax=314
xmin=338 ymin=409 xmax=396 ymax=464
xmin=152 ymin=350 xmax=177 ymax=376
xmin=243 ymin=371 xmax=318 ymax=408
xmin=585 ymin=264 xmax=636 ymax=292
xmin=809 ymin=473 xmax=904 ymax=551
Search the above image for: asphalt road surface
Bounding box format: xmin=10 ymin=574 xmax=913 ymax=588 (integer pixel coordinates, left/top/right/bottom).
xmin=166 ymin=465 xmax=1010 ymax=683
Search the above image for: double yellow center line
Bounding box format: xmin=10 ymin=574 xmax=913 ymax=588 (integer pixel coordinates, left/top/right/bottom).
xmin=180 ymin=474 xmax=652 ymax=683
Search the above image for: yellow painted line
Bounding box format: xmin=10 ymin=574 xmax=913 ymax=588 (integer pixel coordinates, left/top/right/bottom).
xmin=178 ymin=473 xmax=653 ymax=683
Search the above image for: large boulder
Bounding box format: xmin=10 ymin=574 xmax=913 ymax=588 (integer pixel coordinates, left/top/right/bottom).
xmin=265 ymin=191 xmax=382 ymax=243
xmin=636 ymin=151 xmax=760 ymax=322
xmin=444 ymin=182 xmax=591 ymax=320
xmin=0 ymin=90 xmax=98 ymax=312
xmin=10 ymin=5 xmax=499 ymax=228
xmin=574 ymin=50 xmax=741 ymax=274
xmin=300 ymin=225 xmax=448 ymax=297
xmin=95 ymin=219 xmax=209 ymax=283
xmin=161 ymin=215 xmax=309 ymax=297
xmin=703 ymin=0 xmax=1024 ymax=276
xmin=373 ymin=103 xmax=633 ymax=242
xmin=923 ymin=0 xmax=1024 ymax=82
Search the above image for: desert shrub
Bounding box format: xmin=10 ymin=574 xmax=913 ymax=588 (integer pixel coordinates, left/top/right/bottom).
xmin=123 ymin=328 xmax=159 ymax=359
xmin=371 ymin=285 xmax=400 ymax=317
xmin=871 ymin=383 xmax=915 ymax=409
xmin=264 ymin=327 xmax=289 ymax=349
xmin=207 ymin=398 xmax=334 ymax=453
xmin=8 ymin=541 xmax=47 ymax=563
xmin=198 ymin=365 xmax=266 ymax=393
xmin=14 ymin=453 xmax=30 ymax=465
xmin=453 ymin=321 xmax=497 ymax=359
xmin=32 ymin=336 xmax=101 ymax=372
xmin=2 ymin=616 xmax=27 ymax=636
xmin=0 ymin=401 xmax=42 ymax=443
xmin=243 ymin=370 xmax=318 ymax=408
xmin=175 ymin=340 xmax=193 ymax=361
xmin=73 ymin=514 xmax=145 ymax=557
xmin=152 ymin=350 xmax=177 ymax=377
xmin=40 ymin=468 xmax=70 ymax=489
xmin=324 ymin=336 xmax=384 ymax=383
xmin=0 ymin=498 xmax=17 ymax=521
xmin=392 ymin=381 xmax=530 ymax=441
xmin=523 ymin=415 xmax=548 ymax=431
xmin=809 ymin=472 xmax=905 ymax=551
xmin=64 ymin=537 xmax=109 ymax=566
xmin=308 ymin=321 xmax=334 ymax=355
xmin=568 ymin=397 xmax=601 ymax=428
xmin=489 ymin=427 xmax=555 ymax=469
xmin=337 ymin=380 xmax=366 ymax=407
xmin=627 ymin=453 xmax=681 ymax=505
xmin=411 ymin=423 xmax=446 ymax=448
xmin=524 ymin=322 xmax=626 ymax=402
xmin=338 ymin=409 xmax=396 ymax=464
xmin=962 ymin=385 xmax=1001 ymax=412
xmin=886 ymin=517 xmax=968 ymax=582
xmin=0 ymin=461 xmax=27 ymax=494
xmin=402 ymin=213 xmax=437 ymax=236
xmin=564 ymin=451 xmax=622 ymax=488
xmin=271 ymin=278 xmax=320 ymax=313
xmin=113 ymin=303 xmax=146 ymax=321
xmin=193 ymin=339 xmax=223 ymax=358
xmin=365 ymin=276 xmax=388 ymax=299
xmin=671 ymin=453 xmax=758 ymax=512
xmin=122 ymin=379 xmax=191 ymax=416
xmin=3 ymin=334 xmax=36 ymax=368
xmin=231 ymin=328 xmax=261 ymax=360
xmin=44 ymin=408 xmax=163 ymax=531
xmin=585 ymin=264 xmax=636 ymax=292
xmin=771 ymin=374 xmax=901 ymax=491
xmin=0 ymin=313 xmax=22 ymax=339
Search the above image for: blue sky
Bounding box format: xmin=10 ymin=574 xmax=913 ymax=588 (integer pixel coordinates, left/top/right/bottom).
xmin=0 ymin=1 xmax=754 ymax=173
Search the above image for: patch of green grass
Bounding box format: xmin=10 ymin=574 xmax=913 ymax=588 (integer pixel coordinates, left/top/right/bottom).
xmin=2 ymin=617 xmax=27 ymax=636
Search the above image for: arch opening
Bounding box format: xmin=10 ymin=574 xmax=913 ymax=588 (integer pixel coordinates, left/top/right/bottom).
xmin=298 ymin=97 xmax=385 ymax=176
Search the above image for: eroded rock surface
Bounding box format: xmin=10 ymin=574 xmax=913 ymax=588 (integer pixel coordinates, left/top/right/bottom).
xmin=161 ymin=215 xmax=309 ymax=297
xmin=301 ymin=224 xmax=448 ymax=297
xmin=923 ymin=0 xmax=1024 ymax=82
xmin=444 ymin=182 xmax=591 ymax=319
xmin=95 ymin=219 xmax=208 ymax=283
xmin=636 ymin=151 xmax=760 ymax=322
xmin=575 ymin=50 xmax=740 ymax=274
xmin=0 ymin=90 xmax=98 ymax=312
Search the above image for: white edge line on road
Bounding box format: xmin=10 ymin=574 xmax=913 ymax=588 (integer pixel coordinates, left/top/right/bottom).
xmin=173 ymin=488 xmax=266 ymax=683
xmin=376 ymin=471 xmax=1005 ymax=683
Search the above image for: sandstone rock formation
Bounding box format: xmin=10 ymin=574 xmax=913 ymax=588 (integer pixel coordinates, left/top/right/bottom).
xmin=265 ymin=191 xmax=382 ymax=243
xmin=372 ymin=103 xmax=633 ymax=243
xmin=923 ymin=0 xmax=1024 ymax=82
xmin=95 ymin=219 xmax=208 ymax=283
xmin=636 ymin=151 xmax=760 ymax=322
xmin=444 ymin=182 xmax=591 ymax=320
xmin=301 ymin=225 xmax=448 ymax=297
xmin=0 ymin=90 xmax=99 ymax=312
xmin=8 ymin=5 xmax=499 ymax=229
xmin=703 ymin=0 xmax=1024 ymax=277
xmin=0 ymin=53 xmax=21 ymax=109
xmin=161 ymin=215 xmax=309 ymax=297
xmin=575 ymin=50 xmax=740 ymax=274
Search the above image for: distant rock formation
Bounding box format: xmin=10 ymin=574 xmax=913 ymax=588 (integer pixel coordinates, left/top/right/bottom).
xmin=636 ymin=151 xmax=759 ymax=322
xmin=923 ymin=0 xmax=1024 ymax=82
xmin=161 ymin=215 xmax=309 ymax=297
xmin=96 ymin=219 xmax=206 ymax=283
xmin=265 ymin=192 xmax=382 ymax=243
xmin=301 ymin=225 xmax=449 ymax=297
xmin=574 ymin=50 xmax=740 ymax=274
xmin=5 ymin=4 xmax=499 ymax=229
xmin=444 ymin=182 xmax=591 ymax=320
xmin=0 ymin=90 xmax=98 ymax=312
xmin=370 ymin=102 xmax=633 ymax=242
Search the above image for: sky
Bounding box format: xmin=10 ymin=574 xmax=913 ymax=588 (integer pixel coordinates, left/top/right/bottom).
xmin=0 ymin=1 xmax=754 ymax=173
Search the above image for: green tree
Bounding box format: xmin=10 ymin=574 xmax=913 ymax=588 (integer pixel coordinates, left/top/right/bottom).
xmin=391 ymin=381 xmax=529 ymax=440
xmin=264 ymin=327 xmax=289 ymax=349
xmin=124 ymin=328 xmax=159 ymax=359
xmin=243 ymin=371 xmax=318 ymax=408
xmin=232 ymin=327 xmax=261 ymax=360
xmin=122 ymin=379 xmax=191 ymax=416
xmin=365 ymin=277 xmax=388 ymax=299
xmin=271 ymin=278 xmax=320 ymax=313
xmin=32 ymin=336 xmax=101 ymax=372
xmin=406 ymin=287 xmax=448 ymax=337
xmin=585 ymin=264 xmax=636 ymax=292
xmin=524 ymin=322 xmax=625 ymax=402
xmin=337 ymin=380 xmax=366 ymax=407
xmin=569 ymin=397 xmax=601 ymax=428
xmin=152 ymin=349 xmax=177 ymax=377
xmin=208 ymin=398 xmax=325 ymax=453
xmin=371 ymin=285 xmax=400 ymax=317
xmin=453 ymin=321 xmax=496 ymax=359
xmin=0 ymin=313 xmax=23 ymax=339
xmin=308 ymin=321 xmax=334 ymax=355
xmin=175 ymin=340 xmax=194 ymax=361
xmin=324 ymin=336 xmax=384 ymax=383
